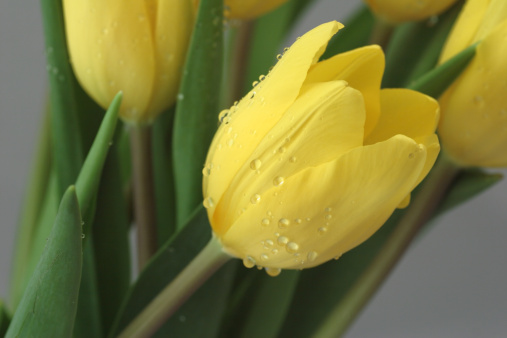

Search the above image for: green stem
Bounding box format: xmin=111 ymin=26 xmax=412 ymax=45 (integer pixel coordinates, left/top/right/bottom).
xmin=129 ymin=125 xmax=158 ymax=270
xmin=229 ymin=21 xmax=255 ymax=104
xmin=118 ymin=237 xmax=231 ymax=337
xmin=313 ymin=154 xmax=461 ymax=338
xmin=369 ymin=17 xmax=395 ymax=50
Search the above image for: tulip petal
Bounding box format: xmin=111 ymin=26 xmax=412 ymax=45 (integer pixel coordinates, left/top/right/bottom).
xmin=219 ymin=135 xmax=426 ymax=269
xmin=225 ymin=0 xmax=290 ymax=19
xmin=439 ymin=20 xmax=507 ymax=167
xmin=143 ymin=0 xmax=194 ymax=121
xmin=305 ymin=45 xmax=384 ymax=136
xmin=203 ymin=21 xmax=342 ymax=220
xmin=210 ymin=81 xmax=366 ymax=235
xmin=63 ymin=0 xmax=156 ymax=121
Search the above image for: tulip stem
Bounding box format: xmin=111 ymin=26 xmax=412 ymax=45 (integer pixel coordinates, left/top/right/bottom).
xmin=229 ymin=21 xmax=255 ymax=103
xmin=369 ymin=17 xmax=395 ymax=50
xmin=117 ymin=237 xmax=231 ymax=338
xmin=313 ymin=154 xmax=460 ymax=338
xmin=130 ymin=124 xmax=158 ymax=271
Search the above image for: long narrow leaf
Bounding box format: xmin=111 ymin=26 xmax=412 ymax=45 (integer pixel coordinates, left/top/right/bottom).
xmin=6 ymin=187 xmax=82 ymax=338
xmin=0 ymin=300 xmax=10 ymax=337
xmin=173 ymin=0 xmax=224 ymax=228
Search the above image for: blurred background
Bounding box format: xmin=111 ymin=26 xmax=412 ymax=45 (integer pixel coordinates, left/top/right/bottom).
xmin=1 ymin=1 xmax=506 ymax=336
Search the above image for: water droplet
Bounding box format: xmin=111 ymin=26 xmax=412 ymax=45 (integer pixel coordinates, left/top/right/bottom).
xmin=295 ymin=218 xmax=302 ymax=224
xmin=250 ymin=159 xmax=262 ymax=170
xmin=325 ymin=214 xmax=332 ymax=220
xmin=259 ymin=75 xmax=266 ymax=81
xmin=81 ymin=234 xmax=85 ymax=239
xmin=276 ymin=53 xmax=283 ymax=60
xmin=284 ymin=47 xmax=290 ymax=52
xmin=408 ymin=153 xmax=415 ymax=159
xmin=265 ymin=267 xmax=281 ymax=277
xmin=318 ymin=227 xmax=327 ymax=235
xmin=272 ymin=249 xmax=278 ymax=254
xmin=277 ymin=236 xmax=289 ymax=246
xmin=307 ymin=251 xmax=318 ymax=262
xmin=250 ymin=91 xmax=256 ymax=99
xmin=203 ymin=197 xmax=214 ymax=209
xmin=265 ymin=240 xmax=274 ymax=247
xmin=226 ymin=139 xmax=234 ymax=147
xmin=260 ymin=254 xmax=269 ymax=261
xmin=278 ymin=218 xmax=290 ymax=229
xmin=289 ymin=156 xmax=297 ymax=163
xmin=218 ymin=109 xmax=229 ymax=123
xmin=252 ymin=80 xmax=259 ymax=87
xmin=286 ymin=242 xmax=299 ymax=254
xmin=325 ymin=207 xmax=332 ymax=213
xmin=243 ymin=256 xmax=256 ymax=268
xmin=278 ymin=146 xmax=286 ymax=153
xmin=273 ymin=176 xmax=285 ymax=187
xmin=177 ymin=93 xmax=184 ymax=100
xmin=202 ymin=166 xmax=211 ymax=177
xmin=261 ymin=218 xmax=270 ymax=226
xmin=250 ymin=194 xmax=261 ymax=204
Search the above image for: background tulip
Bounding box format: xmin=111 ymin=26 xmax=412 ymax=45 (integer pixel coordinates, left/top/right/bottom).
xmin=193 ymin=0 xmax=289 ymax=20
xmin=363 ymin=0 xmax=459 ymax=23
xmin=63 ymin=0 xmax=194 ymax=123
xmin=202 ymin=21 xmax=440 ymax=271
xmin=439 ymin=0 xmax=507 ymax=167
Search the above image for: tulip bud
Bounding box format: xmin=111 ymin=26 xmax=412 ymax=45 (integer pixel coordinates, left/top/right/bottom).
xmin=63 ymin=1 xmax=194 ymax=124
xmin=203 ymin=22 xmax=440 ymax=273
xmin=438 ymin=0 xmax=507 ymax=167
xmin=363 ymin=0 xmax=459 ymax=24
xmin=193 ymin=0 xmax=289 ymax=20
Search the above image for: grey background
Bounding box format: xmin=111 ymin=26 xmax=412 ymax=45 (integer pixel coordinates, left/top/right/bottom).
xmin=1 ymin=1 xmax=506 ymax=337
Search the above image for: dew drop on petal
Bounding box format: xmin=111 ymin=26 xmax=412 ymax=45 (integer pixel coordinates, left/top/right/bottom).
xmin=318 ymin=227 xmax=327 ymax=235
xmin=250 ymin=194 xmax=261 ymax=204
xmin=307 ymin=251 xmax=318 ymax=262
xmin=265 ymin=267 xmax=281 ymax=277
xmin=261 ymin=218 xmax=270 ymax=226
xmin=289 ymin=156 xmax=297 ymax=163
xmin=260 ymin=254 xmax=269 ymax=261
xmin=278 ymin=218 xmax=290 ymax=229
xmin=273 ymin=176 xmax=285 ymax=187
xmin=286 ymin=242 xmax=299 ymax=254
xmin=203 ymin=197 xmax=214 ymax=209
xmin=277 ymin=236 xmax=289 ymax=246
xmin=250 ymin=159 xmax=262 ymax=170
xmin=243 ymin=256 xmax=256 ymax=268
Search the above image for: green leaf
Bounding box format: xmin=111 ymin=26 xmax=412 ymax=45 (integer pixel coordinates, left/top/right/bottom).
xmin=6 ymin=187 xmax=83 ymax=338
xmin=278 ymin=168 xmax=501 ymax=337
xmin=75 ymin=92 xmax=123 ymax=232
xmin=152 ymin=108 xmax=177 ymax=245
xmin=109 ymin=207 xmax=236 ymax=338
xmin=172 ymin=0 xmax=224 ymax=228
xmin=0 ymin=300 xmax=11 ymax=337
xmin=408 ymin=42 xmax=476 ymax=98
xmin=9 ymin=109 xmax=52 ymax=309
xmin=40 ymin=0 xmax=84 ymax=195
xmin=382 ymin=2 xmax=463 ymax=88
xmin=238 ymin=271 xmax=300 ymax=338
xmin=92 ymin=145 xmax=131 ymax=334
xmin=321 ymin=6 xmax=375 ymax=60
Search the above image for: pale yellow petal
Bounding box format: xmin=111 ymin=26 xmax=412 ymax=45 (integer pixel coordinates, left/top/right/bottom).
xmin=439 ymin=20 xmax=507 ymax=167
xmin=219 ymin=135 xmax=427 ymax=269
xmin=304 ymin=45 xmax=384 ymax=136
xmin=143 ymin=0 xmax=194 ymax=122
xmin=365 ymin=0 xmax=459 ymax=24
xmin=439 ymin=0 xmax=489 ymax=62
xmin=203 ymin=21 xmax=343 ymax=221
xmin=63 ymin=0 xmax=156 ymax=121
xmin=210 ymin=81 xmax=366 ymax=235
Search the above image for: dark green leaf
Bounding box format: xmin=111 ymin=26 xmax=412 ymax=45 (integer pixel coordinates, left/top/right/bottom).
xmin=152 ymin=108 xmax=177 ymax=245
xmin=321 ymin=6 xmax=375 ymax=60
xmin=382 ymin=2 xmax=463 ymax=88
xmin=408 ymin=42 xmax=476 ymax=98
xmin=0 ymin=300 xmax=10 ymax=337
xmin=6 ymin=187 xmax=82 ymax=338
xmin=109 ymin=207 xmax=236 ymax=338
xmin=9 ymin=109 xmax=52 ymax=309
xmin=92 ymin=146 xmax=131 ymax=334
xmin=279 ymin=168 xmax=501 ymax=337
xmin=172 ymin=0 xmax=224 ymax=228
xmin=238 ymin=271 xmax=300 ymax=338
xmin=40 ymin=0 xmax=83 ymax=195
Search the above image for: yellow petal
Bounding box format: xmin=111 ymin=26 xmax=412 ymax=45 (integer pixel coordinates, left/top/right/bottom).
xmin=364 ymin=0 xmax=459 ymax=24
xmin=439 ymin=0 xmax=489 ymax=62
xmin=211 ymin=81 xmax=366 ymax=235
xmin=304 ymin=45 xmax=384 ymax=137
xmin=219 ymin=135 xmax=427 ymax=269
xmin=143 ymin=0 xmax=194 ymax=122
xmin=439 ymin=20 xmax=507 ymax=167
xmin=63 ymin=0 xmax=156 ymax=121
xmin=203 ymin=21 xmax=343 ymax=221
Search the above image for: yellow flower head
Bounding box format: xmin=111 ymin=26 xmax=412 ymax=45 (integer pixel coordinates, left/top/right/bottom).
xmin=63 ymin=0 xmax=194 ymax=124
xmin=203 ymin=22 xmax=440 ymax=273
xmin=439 ymin=0 xmax=507 ymax=167
xmin=363 ymin=0 xmax=459 ymax=23
xmin=193 ymin=0 xmax=289 ymax=20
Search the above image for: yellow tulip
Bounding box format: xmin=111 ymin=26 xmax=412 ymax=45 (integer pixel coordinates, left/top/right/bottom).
xmin=439 ymin=0 xmax=507 ymax=167
xmin=363 ymin=0 xmax=459 ymax=23
xmin=192 ymin=0 xmax=289 ymax=20
xmin=202 ymin=21 xmax=440 ymax=272
xmin=63 ymin=0 xmax=194 ymax=124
